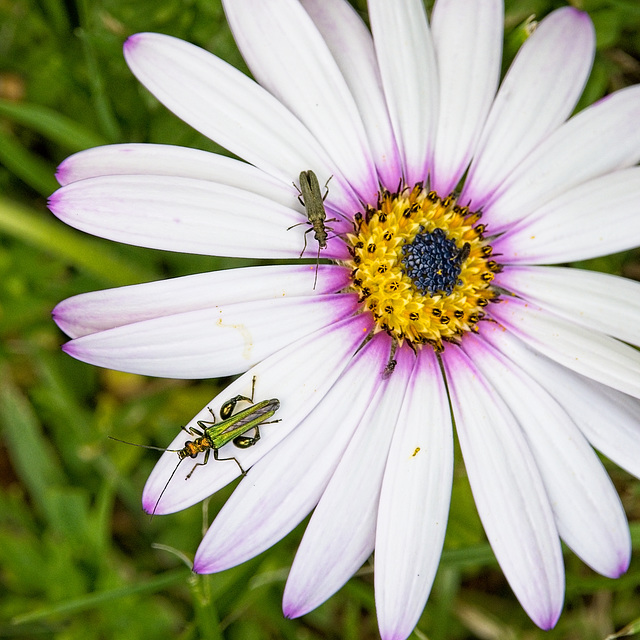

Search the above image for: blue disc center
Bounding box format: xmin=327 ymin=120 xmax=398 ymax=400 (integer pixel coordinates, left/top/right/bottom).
xmin=401 ymin=227 xmax=468 ymax=296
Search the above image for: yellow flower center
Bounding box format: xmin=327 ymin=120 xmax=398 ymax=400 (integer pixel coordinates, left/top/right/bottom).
xmin=343 ymin=185 xmax=501 ymax=350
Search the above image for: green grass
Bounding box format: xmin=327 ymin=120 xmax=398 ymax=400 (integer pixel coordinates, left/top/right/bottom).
xmin=1 ymin=0 xmax=640 ymax=638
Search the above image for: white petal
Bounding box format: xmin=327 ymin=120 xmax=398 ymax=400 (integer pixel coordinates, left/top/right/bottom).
xmin=299 ymin=0 xmax=402 ymax=189
xmin=57 ymin=143 xmax=297 ymax=205
xmin=55 ymin=145 xmax=355 ymax=245
xmin=193 ymin=332 xmax=392 ymax=573
xmin=369 ymin=0 xmax=438 ymax=185
xmin=54 ymin=264 xmax=350 ymax=338
xmin=497 ymin=266 xmax=640 ymax=347
xmin=49 ymin=175 xmax=349 ymax=260
xmin=577 ymin=382 xmax=640 ymax=485
xmin=223 ymin=0 xmax=378 ymax=204
xmin=492 ymin=167 xmax=640 ymax=263
xmin=442 ymin=345 xmax=564 ymax=630
xmin=465 ymin=334 xmax=630 ymax=578
xmin=490 ymin=297 xmax=640 ymax=399
xmin=123 ymin=33 xmax=360 ymax=212
xmin=429 ymin=0 xmax=503 ymax=196
xmin=484 ymin=85 xmax=640 ymax=230
xmin=480 ymin=323 xmax=640 ymax=484
xmin=281 ymin=342 xmax=414 ymax=616
xmin=142 ymin=313 xmax=374 ymax=514
xmin=460 ymin=8 xmax=595 ymax=208
xmin=63 ymin=294 xmax=359 ymax=379
xmin=375 ymin=348 xmax=453 ymax=640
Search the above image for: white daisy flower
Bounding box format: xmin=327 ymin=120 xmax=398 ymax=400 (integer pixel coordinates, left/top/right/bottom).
xmin=49 ymin=0 xmax=640 ymax=637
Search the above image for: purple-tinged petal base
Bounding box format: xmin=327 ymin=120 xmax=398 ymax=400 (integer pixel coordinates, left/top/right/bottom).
xmin=281 ymin=341 xmax=415 ymax=619
xmin=490 ymin=297 xmax=640 ymax=400
xmin=374 ymin=348 xmax=453 ymax=640
xmin=460 ymin=7 xmax=595 ymax=209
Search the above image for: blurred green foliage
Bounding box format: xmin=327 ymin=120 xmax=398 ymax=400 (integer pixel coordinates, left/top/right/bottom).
xmin=0 ymin=0 xmax=639 ymax=638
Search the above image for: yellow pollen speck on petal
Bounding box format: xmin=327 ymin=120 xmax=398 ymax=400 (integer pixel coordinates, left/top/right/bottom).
xmin=343 ymin=186 xmax=501 ymax=350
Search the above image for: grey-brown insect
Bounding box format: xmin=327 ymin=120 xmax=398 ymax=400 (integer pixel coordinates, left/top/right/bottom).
xmin=382 ymin=339 xmax=399 ymax=379
xmin=289 ymin=170 xmax=335 ymax=288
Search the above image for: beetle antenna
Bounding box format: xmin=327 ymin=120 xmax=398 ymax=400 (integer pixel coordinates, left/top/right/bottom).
xmin=150 ymin=460 xmax=183 ymax=520
xmin=109 ymin=435 xmax=181 ymax=453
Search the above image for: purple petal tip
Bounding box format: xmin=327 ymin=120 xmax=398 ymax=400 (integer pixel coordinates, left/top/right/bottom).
xmin=54 ymin=164 xmax=68 ymax=186
xmin=141 ymin=496 xmax=156 ymax=515
xmin=123 ymin=33 xmax=147 ymax=57
xmin=615 ymin=556 xmax=631 ymax=578
xmin=52 ymin=306 xmax=78 ymax=339
xmin=566 ymin=6 xmax=590 ymax=21
xmin=192 ymin=557 xmax=217 ymax=575
xmin=281 ymin=605 xmax=296 ymax=620
xmin=536 ymin=609 xmax=561 ymax=632
xmin=51 ymin=298 xmax=67 ymax=319
xmin=60 ymin=340 xmax=78 ymax=357
xmin=47 ymin=190 xmax=60 ymax=213
xmin=51 ymin=308 xmax=64 ymax=329
xmin=282 ymin=601 xmax=305 ymax=620
xmin=124 ymin=34 xmax=139 ymax=50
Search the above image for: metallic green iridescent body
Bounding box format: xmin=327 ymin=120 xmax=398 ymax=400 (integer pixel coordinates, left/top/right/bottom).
xmin=111 ymin=377 xmax=280 ymax=514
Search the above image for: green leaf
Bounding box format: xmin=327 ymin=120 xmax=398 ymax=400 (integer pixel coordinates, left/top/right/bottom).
xmin=11 ymin=569 xmax=188 ymax=625
xmin=0 ymin=373 xmax=65 ymax=515
xmin=0 ymin=129 xmax=59 ymax=196
xmin=604 ymin=616 xmax=640 ymax=640
xmin=0 ymin=197 xmax=155 ymax=285
xmin=0 ymin=99 xmax=108 ymax=152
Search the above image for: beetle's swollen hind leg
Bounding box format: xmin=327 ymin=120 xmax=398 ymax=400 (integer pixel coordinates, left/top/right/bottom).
xmin=185 ymin=448 xmax=210 ymax=480
xmin=219 ymin=379 xmax=256 ymax=419
xmin=233 ymin=426 xmax=261 ymax=449
xmin=233 ymin=420 xmax=281 ymax=448
xmin=232 ymin=412 xmax=282 ymax=445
